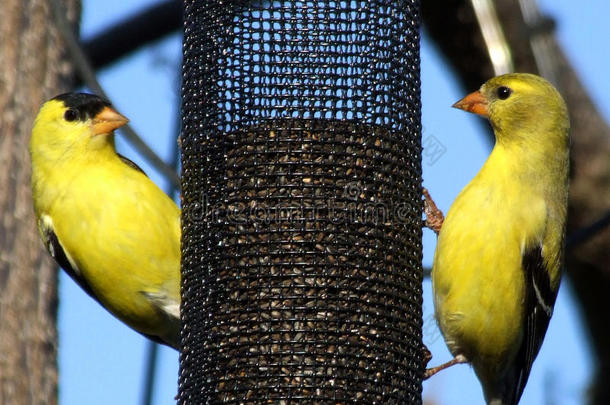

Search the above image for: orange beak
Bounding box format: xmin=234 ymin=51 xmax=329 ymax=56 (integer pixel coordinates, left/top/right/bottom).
xmin=452 ymin=90 xmax=489 ymax=117
xmin=92 ymin=106 xmax=128 ymax=135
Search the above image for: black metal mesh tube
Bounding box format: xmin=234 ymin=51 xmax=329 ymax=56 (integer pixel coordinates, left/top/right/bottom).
xmin=180 ymin=1 xmax=423 ymax=403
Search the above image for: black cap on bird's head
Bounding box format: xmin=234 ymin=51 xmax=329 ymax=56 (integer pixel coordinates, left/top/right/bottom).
xmin=52 ymin=92 xmax=128 ymax=135
xmin=52 ymin=93 xmax=111 ymax=121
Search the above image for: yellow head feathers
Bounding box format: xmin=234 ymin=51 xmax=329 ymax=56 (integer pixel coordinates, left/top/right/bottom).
xmin=454 ymin=73 xmax=569 ymax=146
xmin=30 ymin=93 xmax=128 ymax=164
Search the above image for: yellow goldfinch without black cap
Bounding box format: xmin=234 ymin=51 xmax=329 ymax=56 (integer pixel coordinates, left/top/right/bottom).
xmin=30 ymin=93 xmax=181 ymax=349
xmin=429 ymin=73 xmax=569 ymax=405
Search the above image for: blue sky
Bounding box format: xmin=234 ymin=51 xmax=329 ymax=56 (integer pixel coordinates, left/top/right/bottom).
xmin=56 ymin=1 xmax=609 ymax=404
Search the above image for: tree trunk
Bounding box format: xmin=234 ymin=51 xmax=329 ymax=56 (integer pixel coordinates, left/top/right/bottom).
xmin=0 ymin=1 xmax=79 ymax=404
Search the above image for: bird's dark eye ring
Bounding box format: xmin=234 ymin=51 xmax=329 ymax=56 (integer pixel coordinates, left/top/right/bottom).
xmin=497 ymin=86 xmax=512 ymax=100
xmin=64 ymin=109 xmax=78 ymax=122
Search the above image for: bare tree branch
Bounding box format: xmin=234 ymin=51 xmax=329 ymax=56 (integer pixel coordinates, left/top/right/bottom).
xmin=82 ymin=0 xmax=181 ymax=71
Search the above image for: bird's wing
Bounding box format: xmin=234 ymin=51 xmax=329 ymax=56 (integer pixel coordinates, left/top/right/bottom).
xmin=139 ymin=290 xmax=181 ymax=349
xmin=39 ymin=213 xmax=180 ymax=349
xmin=140 ymin=290 xmax=180 ymax=320
xmin=503 ymin=244 xmax=559 ymax=405
xmin=117 ymin=153 xmax=148 ymax=176
xmin=38 ymin=214 xmax=96 ymax=299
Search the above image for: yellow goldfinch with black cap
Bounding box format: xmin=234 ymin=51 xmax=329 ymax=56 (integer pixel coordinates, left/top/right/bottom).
xmin=30 ymin=93 xmax=180 ymax=349
xmin=428 ymin=73 xmax=569 ymax=405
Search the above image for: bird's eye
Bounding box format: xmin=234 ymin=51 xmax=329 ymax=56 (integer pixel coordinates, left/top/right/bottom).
xmin=497 ymin=86 xmax=512 ymax=100
xmin=64 ymin=109 xmax=78 ymax=122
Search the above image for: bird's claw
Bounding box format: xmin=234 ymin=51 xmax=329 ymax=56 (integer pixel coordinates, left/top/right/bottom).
xmin=423 ymin=188 xmax=444 ymax=234
xmin=424 ymin=354 xmax=468 ymax=379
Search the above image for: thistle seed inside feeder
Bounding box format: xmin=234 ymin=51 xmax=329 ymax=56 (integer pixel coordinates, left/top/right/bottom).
xmin=193 ymin=119 xmax=422 ymax=402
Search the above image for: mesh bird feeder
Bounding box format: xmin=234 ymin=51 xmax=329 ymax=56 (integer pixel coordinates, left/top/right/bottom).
xmin=179 ymin=1 xmax=424 ymax=403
